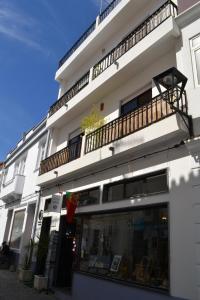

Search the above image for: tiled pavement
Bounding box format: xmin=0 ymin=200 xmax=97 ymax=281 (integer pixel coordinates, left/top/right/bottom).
xmin=0 ymin=270 xmax=59 ymax=300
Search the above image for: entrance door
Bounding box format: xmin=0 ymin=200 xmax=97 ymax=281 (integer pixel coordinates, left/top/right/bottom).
xmin=68 ymin=130 xmax=82 ymax=161
xmin=35 ymin=217 xmax=51 ymax=275
xmin=54 ymin=216 xmax=75 ymax=288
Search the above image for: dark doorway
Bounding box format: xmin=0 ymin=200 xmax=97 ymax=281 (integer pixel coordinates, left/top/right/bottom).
xmin=68 ymin=133 xmax=82 ymax=161
xmin=54 ymin=216 xmax=75 ymax=288
xmin=35 ymin=217 xmax=51 ymax=275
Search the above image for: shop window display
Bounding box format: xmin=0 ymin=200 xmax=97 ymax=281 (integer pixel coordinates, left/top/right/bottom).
xmin=77 ymin=205 xmax=168 ymax=290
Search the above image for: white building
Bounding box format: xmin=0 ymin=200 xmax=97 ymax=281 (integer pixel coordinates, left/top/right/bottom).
xmin=36 ymin=1 xmax=200 ymax=299
xmin=0 ymin=119 xmax=47 ymax=267
xmin=0 ymin=162 xmax=7 ymax=246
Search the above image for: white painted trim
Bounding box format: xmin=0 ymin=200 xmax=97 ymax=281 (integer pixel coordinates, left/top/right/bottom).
xmin=190 ymin=34 xmax=200 ymax=88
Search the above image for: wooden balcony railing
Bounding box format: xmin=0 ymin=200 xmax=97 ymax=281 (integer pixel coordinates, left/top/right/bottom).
xmin=39 ymin=140 xmax=82 ymax=175
xmin=85 ymin=89 xmax=187 ymax=154
xmin=49 ymin=71 xmax=90 ymax=117
xmin=93 ymin=0 xmax=177 ymax=79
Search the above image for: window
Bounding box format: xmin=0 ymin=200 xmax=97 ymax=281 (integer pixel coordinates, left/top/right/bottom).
xmin=14 ymin=163 xmax=20 ymax=176
xmin=77 ymin=205 xmax=169 ymax=290
xmin=62 ymin=187 xmax=100 ymax=208
xmin=14 ymin=157 xmax=26 ymax=176
xmin=77 ymin=187 xmax=100 ymax=207
xmin=0 ymin=173 xmax=2 ymax=190
xmin=191 ymin=34 xmax=200 ymax=86
xmin=36 ymin=142 xmax=46 ymax=170
xmin=103 ymin=170 xmax=168 ymax=202
xmin=19 ymin=158 xmax=26 ymax=175
xmin=3 ymin=168 xmax=8 ymax=184
xmin=9 ymin=210 xmax=25 ymax=249
xmin=68 ymin=129 xmax=83 ymax=161
xmin=145 ymin=172 xmax=168 ymax=195
xmin=125 ymin=179 xmax=143 ymax=198
xmin=121 ymin=89 xmax=152 ymax=115
xmin=103 ymin=183 xmax=124 ymax=203
xmin=44 ymin=198 xmax=51 ymax=212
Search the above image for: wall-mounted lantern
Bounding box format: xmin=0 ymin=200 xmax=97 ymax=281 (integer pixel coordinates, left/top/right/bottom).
xmin=153 ymin=67 xmax=193 ymax=137
xmin=153 ymin=67 xmax=188 ymax=102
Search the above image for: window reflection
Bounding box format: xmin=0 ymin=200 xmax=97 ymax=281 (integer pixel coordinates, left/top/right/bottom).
xmin=77 ymin=206 xmax=168 ymax=290
xmin=10 ymin=210 xmax=25 ymax=249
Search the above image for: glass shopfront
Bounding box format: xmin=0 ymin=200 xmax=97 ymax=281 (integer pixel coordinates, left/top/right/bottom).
xmin=77 ymin=205 xmax=169 ymax=291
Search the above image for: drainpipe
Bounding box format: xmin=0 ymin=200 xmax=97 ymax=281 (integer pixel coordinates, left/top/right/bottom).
xmin=32 ymin=189 xmax=42 ymax=242
xmin=44 ymin=129 xmax=51 ymax=159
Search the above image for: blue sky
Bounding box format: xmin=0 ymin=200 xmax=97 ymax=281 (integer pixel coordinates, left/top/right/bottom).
xmin=0 ymin=0 xmax=112 ymax=161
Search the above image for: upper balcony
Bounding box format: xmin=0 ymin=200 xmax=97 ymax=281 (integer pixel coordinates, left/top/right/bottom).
xmin=56 ymin=0 xmax=140 ymax=81
xmin=38 ymin=86 xmax=190 ymax=187
xmin=48 ymin=1 xmax=179 ymax=129
xmin=57 ymin=0 xmax=125 ymax=71
xmin=0 ymin=174 xmax=25 ymax=203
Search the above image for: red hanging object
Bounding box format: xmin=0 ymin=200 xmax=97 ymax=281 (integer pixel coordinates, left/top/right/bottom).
xmin=65 ymin=192 xmax=78 ymax=224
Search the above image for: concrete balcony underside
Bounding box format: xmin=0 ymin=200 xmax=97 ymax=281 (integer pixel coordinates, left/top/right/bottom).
xmin=47 ymin=16 xmax=179 ymax=129
xmin=0 ymin=174 xmax=25 ymax=203
xmin=38 ymin=113 xmax=189 ymax=187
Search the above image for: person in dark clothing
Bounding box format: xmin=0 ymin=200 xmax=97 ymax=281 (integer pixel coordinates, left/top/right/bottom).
xmin=0 ymin=241 xmax=10 ymax=266
xmin=1 ymin=241 xmax=10 ymax=255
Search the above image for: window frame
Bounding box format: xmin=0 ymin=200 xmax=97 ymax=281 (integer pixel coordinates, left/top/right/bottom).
xmin=191 ymin=33 xmax=200 ymax=87
xmin=19 ymin=157 xmax=26 ymax=175
xmin=9 ymin=209 xmax=26 ymax=251
xmin=103 ymin=169 xmax=168 ymax=203
xmin=35 ymin=141 xmax=46 ymax=170
xmin=77 ymin=187 xmax=100 ymax=207
xmin=62 ymin=187 xmax=100 ymax=209
xmin=75 ymin=204 xmax=169 ymax=292
xmin=120 ymin=87 xmax=152 ymax=116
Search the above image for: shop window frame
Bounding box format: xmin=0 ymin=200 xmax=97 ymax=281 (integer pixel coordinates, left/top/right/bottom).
xmin=74 ymin=203 xmax=170 ymax=293
xmin=103 ymin=169 xmax=168 ymax=203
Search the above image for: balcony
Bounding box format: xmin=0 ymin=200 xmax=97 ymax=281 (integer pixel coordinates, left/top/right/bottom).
xmin=92 ymin=1 xmax=177 ymax=80
xmin=39 ymin=139 xmax=82 ymax=175
xmin=58 ymin=0 xmax=122 ymax=69
xmin=0 ymin=174 xmax=25 ymax=203
xmin=49 ymin=71 xmax=90 ymax=117
xmin=85 ymin=89 xmax=187 ymax=153
xmin=38 ymin=87 xmax=189 ymax=186
xmin=48 ymin=1 xmax=178 ymax=128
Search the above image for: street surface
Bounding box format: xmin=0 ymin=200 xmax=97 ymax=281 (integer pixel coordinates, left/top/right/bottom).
xmin=0 ymin=270 xmax=59 ymax=300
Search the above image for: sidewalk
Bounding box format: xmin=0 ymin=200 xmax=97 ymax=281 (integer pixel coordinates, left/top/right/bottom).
xmin=0 ymin=270 xmax=59 ymax=300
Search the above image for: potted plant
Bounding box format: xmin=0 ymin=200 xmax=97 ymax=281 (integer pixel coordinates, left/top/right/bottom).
xmin=33 ymin=235 xmax=50 ymax=291
xmin=19 ymin=239 xmax=36 ymax=282
xmin=81 ymin=105 xmax=105 ymax=134
xmin=81 ymin=106 xmax=105 ymax=149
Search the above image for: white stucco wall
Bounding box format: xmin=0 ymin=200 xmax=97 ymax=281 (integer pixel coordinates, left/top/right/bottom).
xmin=176 ymin=5 xmax=200 ymax=136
